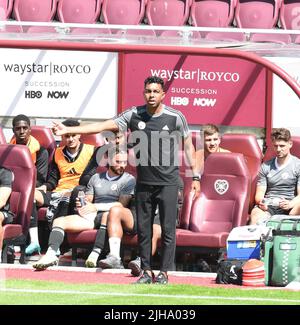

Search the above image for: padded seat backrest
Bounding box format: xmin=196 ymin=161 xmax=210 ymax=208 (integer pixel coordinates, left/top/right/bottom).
xmin=221 ymin=133 xmax=262 ymax=209
xmin=102 ymin=0 xmax=145 ymax=25
xmin=30 ymin=125 xmax=57 ymax=164
xmin=146 ymin=0 xmax=191 ymax=26
xmin=13 ymin=0 xmax=58 ymax=22
xmin=57 ymin=0 xmax=102 ymax=23
xmin=189 ymin=153 xmax=251 ymax=233
xmin=190 ymin=0 xmax=235 ymax=27
xmin=0 ymin=0 xmax=13 ymax=19
xmin=280 ymin=0 xmax=300 ymax=29
xmin=80 ymin=133 xmax=105 ymax=147
xmin=177 ymin=132 xmax=203 ymax=228
xmin=235 ymin=0 xmax=280 ymax=28
xmin=0 ymin=144 xmax=36 ymax=233
xmin=291 ymin=136 xmax=300 ymax=158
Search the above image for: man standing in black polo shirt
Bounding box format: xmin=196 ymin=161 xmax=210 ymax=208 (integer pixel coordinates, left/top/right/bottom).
xmin=53 ymin=76 xmax=201 ymax=284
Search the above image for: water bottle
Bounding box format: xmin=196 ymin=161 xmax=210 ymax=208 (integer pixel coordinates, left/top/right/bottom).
xmin=262 ymin=198 xmax=271 ymax=206
xmin=77 ymin=190 xmax=86 ymax=207
xmin=262 ymin=197 xmax=280 ymax=207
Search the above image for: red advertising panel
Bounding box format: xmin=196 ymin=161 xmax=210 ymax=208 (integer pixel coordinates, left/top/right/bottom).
xmin=122 ymin=53 xmax=266 ymax=127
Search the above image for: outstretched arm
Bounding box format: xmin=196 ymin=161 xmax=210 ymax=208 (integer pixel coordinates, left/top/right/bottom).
xmin=52 ymin=119 xmax=119 ymax=136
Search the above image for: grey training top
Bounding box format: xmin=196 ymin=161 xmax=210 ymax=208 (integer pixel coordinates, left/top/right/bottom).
xmin=257 ymin=155 xmax=300 ymax=200
xmin=86 ymin=171 xmax=136 ymax=203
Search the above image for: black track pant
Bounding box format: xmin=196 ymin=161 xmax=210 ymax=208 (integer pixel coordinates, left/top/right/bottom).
xmin=136 ymin=183 xmax=178 ymax=273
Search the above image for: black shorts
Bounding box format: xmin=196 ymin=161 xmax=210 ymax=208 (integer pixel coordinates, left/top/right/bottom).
xmin=125 ymin=206 xmax=138 ymax=235
xmin=94 ymin=211 xmax=105 ymax=229
xmin=1 ymin=209 xmax=15 ymax=225
xmin=38 ymin=190 xmax=52 ymax=207
xmin=125 ymin=206 xmax=160 ymax=235
xmin=267 ymin=206 xmax=291 ymax=216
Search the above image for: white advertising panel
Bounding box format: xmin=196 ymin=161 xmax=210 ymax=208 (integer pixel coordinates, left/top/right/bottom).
xmin=265 ymin=57 xmax=300 ymax=135
xmin=0 ymin=49 xmax=118 ymax=119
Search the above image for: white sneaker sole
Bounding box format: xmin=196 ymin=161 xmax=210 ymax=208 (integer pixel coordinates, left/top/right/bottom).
xmin=33 ymin=259 xmax=58 ymax=270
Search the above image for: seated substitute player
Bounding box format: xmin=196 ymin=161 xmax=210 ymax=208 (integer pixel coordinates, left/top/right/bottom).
xmin=10 ymin=114 xmax=49 ymax=256
xmin=33 ymin=148 xmax=135 ymax=270
xmin=250 ymin=128 xmax=300 ymax=225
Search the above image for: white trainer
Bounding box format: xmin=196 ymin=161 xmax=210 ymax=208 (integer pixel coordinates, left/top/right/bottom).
xmin=33 ymin=254 xmax=58 ymax=270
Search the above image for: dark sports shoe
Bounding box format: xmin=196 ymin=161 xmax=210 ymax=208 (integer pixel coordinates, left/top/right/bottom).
xmin=128 ymin=256 xmax=142 ymax=277
xmin=135 ymin=271 xmax=154 ymax=284
xmin=154 ymin=272 xmax=168 ymax=284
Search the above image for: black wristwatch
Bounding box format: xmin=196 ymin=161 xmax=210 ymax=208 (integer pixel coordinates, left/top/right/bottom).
xmin=192 ymin=176 xmax=201 ymax=181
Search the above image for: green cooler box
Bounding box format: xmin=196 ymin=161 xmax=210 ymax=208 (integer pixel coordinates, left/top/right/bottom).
xmin=264 ymin=215 xmax=300 ymax=286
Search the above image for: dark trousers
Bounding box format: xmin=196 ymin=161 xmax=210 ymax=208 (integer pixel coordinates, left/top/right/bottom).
xmin=136 ymin=183 xmax=179 ymax=273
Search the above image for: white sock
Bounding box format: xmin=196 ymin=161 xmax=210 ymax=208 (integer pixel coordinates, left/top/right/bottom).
xmin=29 ymin=227 xmax=40 ymax=245
xmin=109 ymin=237 xmax=121 ymax=259
xmin=88 ymin=249 xmax=101 ymax=261
xmin=46 ymin=247 xmax=57 ymax=258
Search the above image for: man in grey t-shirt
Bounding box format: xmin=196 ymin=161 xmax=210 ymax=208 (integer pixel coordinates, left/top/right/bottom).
xmin=33 ymin=149 xmax=135 ymax=270
xmin=250 ymin=128 xmax=300 ymax=225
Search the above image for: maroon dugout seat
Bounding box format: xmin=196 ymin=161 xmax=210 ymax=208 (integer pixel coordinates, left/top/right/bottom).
xmin=0 ymin=126 xmax=6 ymax=144
xmin=236 ymin=0 xmax=291 ymax=43
xmin=0 ymin=144 xmax=36 ymax=263
xmin=0 ymin=0 xmax=13 ymax=20
xmin=190 ymin=0 xmax=236 ymax=27
xmin=176 ymin=131 xmax=204 ymax=229
xmin=146 ymin=0 xmax=191 ymax=26
xmin=57 ymin=0 xmax=102 ymax=23
xmin=176 ymin=153 xmax=251 ymax=252
xmin=221 ymin=133 xmax=262 ymax=210
xmin=80 ymin=133 xmax=105 ymax=147
xmin=102 ymin=0 xmax=146 ymax=25
xmin=290 ymin=136 xmax=300 ymax=158
xmin=13 ymin=0 xmax=58 ymax=22
xmin=10 ymin=126 xmax=56 ymax=224
xmin=30 ymin=125 xmax=57 ymax=164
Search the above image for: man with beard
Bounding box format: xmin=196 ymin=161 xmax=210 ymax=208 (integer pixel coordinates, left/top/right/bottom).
xmin=33 ymin=149 xmax=135 ymax=270
xmin=250 ymin=128 xmax=300 ymax=225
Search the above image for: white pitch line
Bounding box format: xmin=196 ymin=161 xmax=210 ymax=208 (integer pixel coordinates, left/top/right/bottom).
xmin=1 ymin=288 xmax=300 ymax=304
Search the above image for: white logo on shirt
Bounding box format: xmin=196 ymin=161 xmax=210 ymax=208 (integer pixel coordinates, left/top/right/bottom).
xmin=111 ymin=184 xmax=118 ymax=191
xmin=138 ymin=121 xmax=146 ymax=130
xmin=281 ymin=172 xmax=289 ymax=180
xmin=162 ymin=125 xmax=169 ymax=131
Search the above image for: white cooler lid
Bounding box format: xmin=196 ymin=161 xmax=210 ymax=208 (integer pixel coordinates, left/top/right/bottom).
xmin=227 ymin=225 xmax=271 ymax=241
